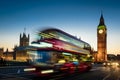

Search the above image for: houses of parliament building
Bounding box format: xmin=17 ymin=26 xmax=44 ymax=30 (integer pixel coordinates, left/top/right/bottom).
xmin=0 ymin=32 xmax=30 ymax=61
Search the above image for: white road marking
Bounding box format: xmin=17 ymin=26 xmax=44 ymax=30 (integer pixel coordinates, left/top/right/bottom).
xmin=90 ymin=67 xmax=101 ymax=71
xmin=102 ymin=73 xmax=111 ymax=80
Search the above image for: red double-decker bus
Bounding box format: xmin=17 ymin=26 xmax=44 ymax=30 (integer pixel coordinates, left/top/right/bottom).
xmin=27 ymin=28 xmax=93 ymax=77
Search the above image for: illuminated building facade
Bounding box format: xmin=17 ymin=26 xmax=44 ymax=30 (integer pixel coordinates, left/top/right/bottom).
xmin=0 ymin=48 xmax=3 ymax=58
xmin=97 ymin=14 xmax=107 ymax=62
xmin=3 ymin=48 xmax=13 ymax=60
xmin=13 ymin=32 xmax=30 ymax=61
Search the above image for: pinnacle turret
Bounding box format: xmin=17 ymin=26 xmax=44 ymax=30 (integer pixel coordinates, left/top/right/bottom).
xmin=99 ymin=13 xmax=105 ymax=26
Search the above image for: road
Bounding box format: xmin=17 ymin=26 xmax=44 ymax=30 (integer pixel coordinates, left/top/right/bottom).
xmin=50 ymin=64 xmax=120 ymax=80
xmin=0 ymin=64 xmax=120 ymax=80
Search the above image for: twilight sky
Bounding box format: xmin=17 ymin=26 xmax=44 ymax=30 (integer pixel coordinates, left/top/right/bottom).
xmin=0 ymin=0 xmax=120 ymax=54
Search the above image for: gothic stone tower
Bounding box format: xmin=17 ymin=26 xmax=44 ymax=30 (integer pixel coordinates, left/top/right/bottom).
xmin=20 ymin=33 xmax=29 ymax=47
xmin=97 ymin=14 xmax=107 ymax=62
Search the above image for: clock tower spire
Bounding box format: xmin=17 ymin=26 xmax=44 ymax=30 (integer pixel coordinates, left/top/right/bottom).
xmin=99 ymin=13 xmax=105 ymax=26
xmin=97 ymin=13 xmax=107 ymax=62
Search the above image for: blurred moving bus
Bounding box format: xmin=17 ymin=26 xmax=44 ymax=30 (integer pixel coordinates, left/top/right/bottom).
xmin=27 ymin=28 xmax=93 ymax=77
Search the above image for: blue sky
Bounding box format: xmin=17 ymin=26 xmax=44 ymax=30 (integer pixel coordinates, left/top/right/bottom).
xmin=0 ymin=0 xmax=120 ymax=54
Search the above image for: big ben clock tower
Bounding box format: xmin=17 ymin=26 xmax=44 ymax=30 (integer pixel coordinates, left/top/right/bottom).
xmin=97 ymin=14 xmax=107 ymax=62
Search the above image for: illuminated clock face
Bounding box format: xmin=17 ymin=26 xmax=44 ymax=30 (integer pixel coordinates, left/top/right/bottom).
xmin=99 ymin=29 xmax=103 ymax=34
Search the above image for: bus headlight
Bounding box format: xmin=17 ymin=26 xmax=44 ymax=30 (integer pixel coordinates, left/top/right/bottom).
xmin=107 ymin=63 xmax=111 ymax=66
xmin=116 ymin=63 xmax=119 ymax=66
xmin=111 ymin=62 xmax=119 ymax=66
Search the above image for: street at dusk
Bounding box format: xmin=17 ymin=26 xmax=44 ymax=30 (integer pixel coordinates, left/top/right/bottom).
xmin=0 ymin=64 xmax=120 ymax=80
xmin=0 ymin=0 xmax=120 ymax=80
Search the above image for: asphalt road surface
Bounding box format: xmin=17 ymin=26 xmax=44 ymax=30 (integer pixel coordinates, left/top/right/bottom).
xmin=50 ymin=65 xmax=120 ymax=80
xmin=0 ymin=64 xmax=120 ymax=80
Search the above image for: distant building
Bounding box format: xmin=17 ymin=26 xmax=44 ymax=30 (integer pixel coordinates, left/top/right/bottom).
xmin=107 ymin=54 xmax=117 ymax=61
xmin=3 ymin=48 xmax=13 ymax=60
xmin=0 ymin=48 xmax=3 ymax=58
xmin=13 ymin=32 xmax=30 ymax=61
xmin=20 ymin=33 xmax=29 ymax=47
xmin=116 ymin=54 xmax=120 ymax=61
